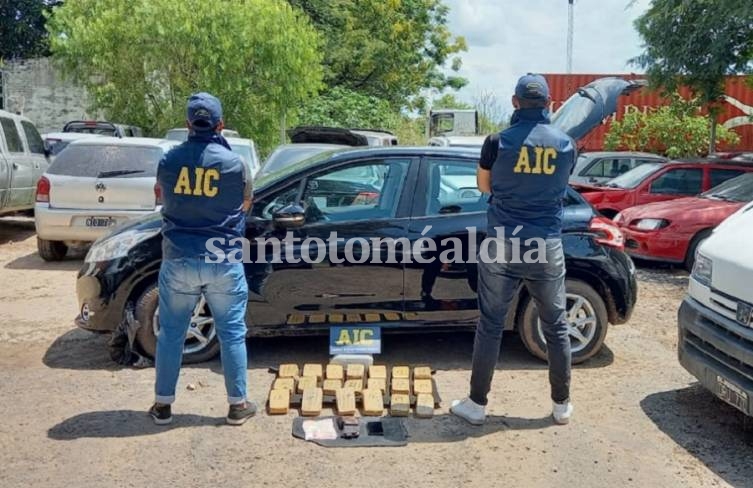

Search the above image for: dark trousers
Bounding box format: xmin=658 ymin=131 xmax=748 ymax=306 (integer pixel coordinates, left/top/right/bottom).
xmin=469 ymin=238 xmax=571 ymax=405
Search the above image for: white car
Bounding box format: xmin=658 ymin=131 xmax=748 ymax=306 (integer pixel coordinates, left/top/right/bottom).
xmin=226 ymin=137 xmax=261 ymax=177
xmin=34 ymin=137 xmax=177 ymax=261
xmin=164 ymin=128 xmax=240 ymax=141
xmin=678 ymin=200 xmax=753 ymax=416
xmin=427 ymin=135 xmax=486 ymax=149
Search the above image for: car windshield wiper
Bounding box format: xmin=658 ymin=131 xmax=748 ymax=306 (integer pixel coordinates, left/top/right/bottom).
xmin=97 ymin=169 xmax=145 ymax=178
xmin=706 ymin=193 xmax=733 ymax=201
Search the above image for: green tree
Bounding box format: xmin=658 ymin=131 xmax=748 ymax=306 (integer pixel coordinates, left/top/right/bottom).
xmin=46 ymin=0 xmax=323 ymax=150
xmin=632 ymin=0 xmax=753 ymax=152
xmin=0 ymin=0 xmax=61 ymax=59
xmin=605 ymin=96 xmax=740 ymax=158
xmin=288 ymin=0 xmax=467 ymax=107
xmin=298 ymin=87 xmax=399 ymax=129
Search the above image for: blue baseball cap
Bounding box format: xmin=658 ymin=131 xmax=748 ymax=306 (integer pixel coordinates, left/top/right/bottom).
xmin=186 ymin=92 xmax=222 ymax=131
xmin=515 ymin=74 xmax=550 ymax=100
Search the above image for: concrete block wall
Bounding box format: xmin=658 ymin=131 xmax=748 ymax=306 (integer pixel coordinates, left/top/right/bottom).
xmin=1 ymin=57 xmax=96 ymax=134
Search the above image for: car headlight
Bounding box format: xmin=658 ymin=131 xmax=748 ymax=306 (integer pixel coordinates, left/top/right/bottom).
xmin=634 ymin=218 xmax=670 ymax=230
xmin=85 ymin=228 xmax=160 ymax=263
xmin=691 ymin=252 xmax=713 ymax=287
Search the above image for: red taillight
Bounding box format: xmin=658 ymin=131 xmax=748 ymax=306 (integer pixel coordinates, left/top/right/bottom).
xmin=589 ymin=216 xmax=624 ymax=250
xmin=36 ymin=176 xmax=50 ymax=203
xmin=154 ymin=182 xmax=163 ymax=206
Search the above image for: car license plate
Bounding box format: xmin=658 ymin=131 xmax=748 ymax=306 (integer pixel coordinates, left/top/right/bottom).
xmin=736 ymin=301 xmax=753 ymax=327
xmin=716 ymin=375 xmax=748 ymax=413
xmin=85 ymin=217 xmax=116 ymax=228
xmin=329 ymin=326 xmax=381 ymax=355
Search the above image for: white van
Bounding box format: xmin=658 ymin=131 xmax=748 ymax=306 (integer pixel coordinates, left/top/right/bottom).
xmin=0 ymin=109 xmax=49 ymax=215
xmin=678 ymin=200 xmax=753 ymax=416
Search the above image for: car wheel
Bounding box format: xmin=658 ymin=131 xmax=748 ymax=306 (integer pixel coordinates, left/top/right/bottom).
xmin=134 ymin=284 xmax=221 ymax=364
xmin=518 ymin=279 xmax=609 ymax=364
xmin=37 ymin=238 xmax=68 ymax=261
xmin=684 ymin=229 xmax=712 ymax=271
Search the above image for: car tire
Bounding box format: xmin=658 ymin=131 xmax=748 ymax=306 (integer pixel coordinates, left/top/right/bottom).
xmin=518 ymin=279 xmax=609 ymax=364
xmin=134 ymin=284 xmax=221 ymax=364
xmin=684 ymin=229 xmax=712 ymax=271
xmin=37 ymin=238 xmax=68 ymax=261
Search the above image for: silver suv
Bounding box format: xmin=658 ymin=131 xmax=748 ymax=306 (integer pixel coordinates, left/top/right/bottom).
xmin=0 ymin=109 xmax=49 ymax=215
xmin=34 ymin=137 xmax=177 ymax=261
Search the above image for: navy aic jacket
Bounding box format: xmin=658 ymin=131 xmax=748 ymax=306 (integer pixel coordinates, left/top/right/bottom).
xmin=157 ymin=133 xmax=249 ymax=259
xmin=482 ymin=108 xmax=576 ymax=240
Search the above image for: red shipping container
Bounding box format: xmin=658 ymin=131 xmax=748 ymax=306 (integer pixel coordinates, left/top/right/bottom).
xmin=543 ymin=73 xmax=753 ymax=152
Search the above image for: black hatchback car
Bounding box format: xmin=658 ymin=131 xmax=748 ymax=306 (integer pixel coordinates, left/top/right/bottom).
xmin=75 ymin=78 xmax=641 ymax=364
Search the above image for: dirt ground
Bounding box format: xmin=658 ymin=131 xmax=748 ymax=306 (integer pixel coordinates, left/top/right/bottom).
xmin=1 ymin=216 xmax=752 ymax=488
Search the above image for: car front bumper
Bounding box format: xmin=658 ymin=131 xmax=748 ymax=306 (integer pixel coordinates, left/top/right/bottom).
xmin=678 ymin=296 xmax=753 ymax=416
xmin=35 ymin=204 xmax=156 ymax=242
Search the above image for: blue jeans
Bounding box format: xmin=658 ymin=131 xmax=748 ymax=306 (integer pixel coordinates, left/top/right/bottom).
xmin=470 ymin=238 xmax=571 ymax=405
xmin=155 ymin=258 xmax=249 ymax=405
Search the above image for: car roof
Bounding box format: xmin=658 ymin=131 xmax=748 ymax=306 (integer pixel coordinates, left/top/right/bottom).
xmin=432 ymin=135 xmax=486 ymax=145
xmin=42 ymin=132 xmax=105 ymax=140
xmin=579 ymin=151 xmax=665 ymax=158
xmin=225 ymin=137 xmax=255 ymax=146
xmin=300 ymin=146 xmax=480 ymax=167
xmin=68 ymin=136 xmax=177 ymax=148
xmin=0 ymin=108 xmax=35 ymax=124
xmin=274 ymin=143 xmax=349 ymax=150
xmin=666 ymin=157 xmax=753 ymax=166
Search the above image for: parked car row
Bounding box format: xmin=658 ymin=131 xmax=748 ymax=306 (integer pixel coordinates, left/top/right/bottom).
xmin=72 ymin=76 xmax=642 ymax=365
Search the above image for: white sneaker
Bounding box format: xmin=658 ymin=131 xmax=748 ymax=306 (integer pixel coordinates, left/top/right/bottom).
xmin=552 ymin=401 xmax=573 ymax=425
xmin=450 ymin=397 xmax=486 ymax=425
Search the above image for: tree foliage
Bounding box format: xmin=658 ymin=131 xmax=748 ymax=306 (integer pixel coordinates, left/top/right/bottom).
xmin=604 ymin=96 xmax=740 ymax=158
xmin=0 ymin=0 xmax=61 ymax=60
xmin=47 ymin=0 xmax=323 ymax=150
xmin=298 ymin=87 xmax=399 ymax=130
xmin=288 ymin=0 xmax=467 ymax=107
xmin=632 ymin=0 xmax=753 ymax=149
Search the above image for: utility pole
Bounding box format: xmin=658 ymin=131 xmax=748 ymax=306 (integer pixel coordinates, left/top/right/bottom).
xmin=566 ymin=0 xmax=574 ymax=74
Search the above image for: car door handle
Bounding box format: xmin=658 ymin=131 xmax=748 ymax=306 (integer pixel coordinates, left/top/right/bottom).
xmin=12 ymin=163 xmax=18 ymax=170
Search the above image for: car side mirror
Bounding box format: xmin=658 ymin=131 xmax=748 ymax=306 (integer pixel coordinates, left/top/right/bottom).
xmin=272 ymin=204 xmax=305 ymax=228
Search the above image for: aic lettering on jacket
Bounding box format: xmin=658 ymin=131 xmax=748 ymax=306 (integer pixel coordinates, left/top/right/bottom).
xmin=173 ymin=166 xmax=220 ymax=197
xmin=513 ymin=146 xmax=557 ymax=175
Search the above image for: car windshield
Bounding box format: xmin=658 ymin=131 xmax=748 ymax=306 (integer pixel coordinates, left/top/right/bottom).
xmin=254 ymin=150 xmax=336 ymax=189
xmin=701 ymin=173 xmax=753 ymax=203
xmin=606 ymin=162 xmax=663 ymax=189
xmin=550 ymin=91 xmax=595 ymax=133
xmin=262 ymin=146 xmax=336 ymax=175
xmin=230 ymin=144 xmax=253 ymax=164
xmin=47 ymin=144 xmax=164 ymax=177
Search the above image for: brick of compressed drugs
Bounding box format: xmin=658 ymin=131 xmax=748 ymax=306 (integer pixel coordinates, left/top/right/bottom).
xmin=415 ymin=393 xmax=434 ymax=418
xmin=302 ymin=363 xmax=323 ymax=380
xmin=326 ymin=364 xmax=344 ymax=381
xmin=362 ymin=388 xmax=384 ymax=416
xmin=391 ymin=378 xmax=410 ymax=395
xmin=278 ymin=363 xmax=299 ymax=378
xmin=346 ymin=363 xmax=365 ymax=379
xmin=369 ymin=365 xmax=387 ymax=379
xmin=390 ymin=394 xmax=410 ymax=417
xmin=413 ymin=379 xmax=433 ymax=395
xmin=344 ymin=379 xmax=363 ymax=393
xmin=301 ymin=388 xmax=323 ymax=416
xmin=297 ymin=376 xmax=318 ymax=393
xmin=336 ymin=387 xmax=357 ymax=416
xmin=322 ymin=379 xmax=342 ymax=396
xmin=392 ymin=366 xmax=410 ymax=379
xmin=273 ymin=377 xmax=295 ymax=391
xmin=367 ymin=377 xmax=386 ymax=393
xmin=413 ymin=366 xmax=432 ymax=380
xmin=268 ymin=389 xmax=290 ymax=415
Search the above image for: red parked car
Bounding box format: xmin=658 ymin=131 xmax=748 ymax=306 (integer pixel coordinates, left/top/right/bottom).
xmin=574 ymin=159 xmax=753 ymax=218
xmin=614 ymin=172 xmax=753 ymax=269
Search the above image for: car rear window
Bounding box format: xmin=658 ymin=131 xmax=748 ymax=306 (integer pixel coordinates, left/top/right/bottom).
xmin=64 ymin=123 xmax=117 ymax=136
xmin=47 ymin=144 xmax=164 ymax=178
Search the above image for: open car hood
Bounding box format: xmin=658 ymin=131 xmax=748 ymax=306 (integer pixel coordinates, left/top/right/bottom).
xmin=287 ymin=126 xmax=369 ymax=146
xmin=551 ymin=77 xmax=646 ymax=141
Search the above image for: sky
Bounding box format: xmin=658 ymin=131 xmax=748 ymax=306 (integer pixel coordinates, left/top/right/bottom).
xmin=442 ymin=0 xmax=652 ymax=110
